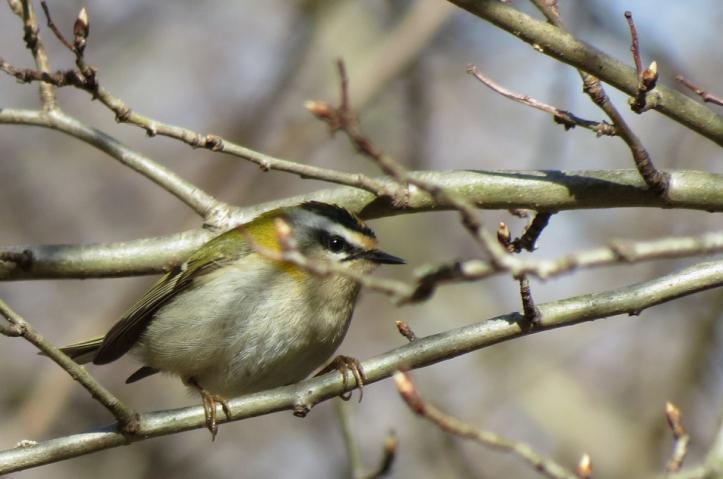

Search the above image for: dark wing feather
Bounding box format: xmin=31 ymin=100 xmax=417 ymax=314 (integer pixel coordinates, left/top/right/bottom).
xmin=93 ymin=228 xmax=249 ymax=364
xmin=126 ymin=366 xmax=160 ymax=383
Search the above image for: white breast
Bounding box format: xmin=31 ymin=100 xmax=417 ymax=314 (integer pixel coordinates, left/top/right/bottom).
xmin=135 ymin=255 xmax=360 ymax=396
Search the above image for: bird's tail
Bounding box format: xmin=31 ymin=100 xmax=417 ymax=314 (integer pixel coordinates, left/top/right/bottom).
xmin=57 ymin=336 xmax=105 ymax=364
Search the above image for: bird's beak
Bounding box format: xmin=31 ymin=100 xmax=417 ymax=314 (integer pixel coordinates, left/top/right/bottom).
xmin=363 ymin=249 xmax=405 ymax=265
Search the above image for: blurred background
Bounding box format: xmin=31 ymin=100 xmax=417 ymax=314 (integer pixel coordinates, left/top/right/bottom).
xmin=1 ymin=1 xmax=722 ymax=477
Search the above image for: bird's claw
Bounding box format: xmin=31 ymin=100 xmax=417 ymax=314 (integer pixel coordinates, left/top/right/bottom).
xmin=316 ymin=355 xmax=366 ymax=402
xmin=187 ymin=377 xmax=231 ymax=441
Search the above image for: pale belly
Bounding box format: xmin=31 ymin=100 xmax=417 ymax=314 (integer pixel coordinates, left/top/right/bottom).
xmin=134 ymin=260 xmax=359 ymax=396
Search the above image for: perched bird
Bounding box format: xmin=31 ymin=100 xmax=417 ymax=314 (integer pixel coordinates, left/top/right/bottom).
xmin=60 ymin=202 xmax=403 ymax=438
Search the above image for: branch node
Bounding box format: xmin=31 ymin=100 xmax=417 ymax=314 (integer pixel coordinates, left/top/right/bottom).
xmin=0 ymin=249 xmax=34 ymax=270
xmin=395 ymin=320 xmax=417 ymax=342
xmin=204 ymin=134 xmax=224 ymax=152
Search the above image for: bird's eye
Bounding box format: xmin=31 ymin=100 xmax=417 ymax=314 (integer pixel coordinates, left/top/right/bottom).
xmin=327 ymin=235 xmax=347 ymax=253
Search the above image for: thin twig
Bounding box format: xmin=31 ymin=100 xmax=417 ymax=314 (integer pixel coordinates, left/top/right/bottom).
xmin=449 ymin=0 xmax=723 ymax=146
xmin=675 ymin=75 xmax=723 ymax=107
xmin=519 ymin=276 xmax=542 ymax=326
xmin=466 ymin=64 xmax=615 ymax=136
xmin=0 ymin=25 xmax=395 ymax=199
xmin=308 ymin=59 xmax=515 ymax=269
xmin=624 ymin=11 xmax=642 ymax=77
xmin=410 ymin=230 xmax=723 ymax=301
xmin=624 ymin=11 xmax=659 ymax=113
xmin=531 ymin=1 xmax=669 ymax=196
xmin=336 ymin=400 xmax=397 ymax=479
xmin=0 ymin=298 xmax=139 ymax=431
xmin=1 ymin=259 xmax=721 ymax=474
xmin=39 ymin=1 xmax=74 ymax=51
xmin=15 ymin=0 xmax=56 ymax=109
xmin=0 ymin=107 xmax=228 ymax=223
xmin=584 ymin=74 xmax=668 ymax=195
xmin=336 ymin=399 xmax=366 ymax=478
xmin=394 ymin=371 xmax=578 ymax=479
xmin=361 ymin=431 xmax=397 ymax=479
xmin=665 ymin=402 xmax=690 ymax=473
xmin=510 ymin=212 xmax=553 ymax=253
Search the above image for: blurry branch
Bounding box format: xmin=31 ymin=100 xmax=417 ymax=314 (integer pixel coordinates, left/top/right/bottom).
xmin=0 ymin=177 xmax=721 ymax=281
xmin=697 ymin=411 xmax=723 ymax=479
xmin=10 ymin=0 xmax=56 ymax=109
xmin=336 ymin=400 xmax=397 ymax=479
xmin=307 ymin=59 xmax=510 ymax=267
xmin=409 ymin=229 xmax=723 ymax=302
xmin=445 ymin=0 xmax=723 ymax=146
xmin=576 ymin=454 xmax=593 ymax=479
xmin=466 ymin=64 xmax=616 ymax=136
xmin=394 ymin=371 xmax=577 ymax=479
xmin=272 ymin=0 xmax=453 ymax=157
xmin=0 ymin=298 xmax=138 ymax=430
xmin=350 ymin=0 xmax=455 ymax=108
xmin=2 ymin=259 xmax=719 ymax=474
xmin=665 ymin=402 xmax=690 ymax=473
xmin=530 ymin=2 xmax=668 ymax=196
xmin=0 ymin=108 xmax=230 ymax=224
xmin=0 ymin=36 xmax=398 ymax=199
xmin=675 ymin=75 xmax=723 ymax=107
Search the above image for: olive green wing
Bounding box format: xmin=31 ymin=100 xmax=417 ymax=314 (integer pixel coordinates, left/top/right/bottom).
xmin=58 ymin=335 xmax=105 ymax=365
xmin=93 ymin=228 xmax=249 ymax=364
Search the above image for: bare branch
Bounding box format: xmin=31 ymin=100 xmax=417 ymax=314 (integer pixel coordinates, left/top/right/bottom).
xmin=310 ymin=59 xmax=514 ymax=268
xmin=412 ymin=230 xmax=723 ymax=300
xmin=665 ymin=402 xmax=690 ymax=473
xmin=0 ymin=298 xmax=138 ymax=430
xmin=0 ymin=108 xmax=229 ymax=223
xmin=466 ymin=64 xmax=616 ymax=136
xmin=510 ymin=212 xmax=553 ymax=253
xmin=394 ymin=370 xmax=579 ymax=479
xmin=675 ymin=75 xmax=723 ymax=107
xmin=14 ymin=0 xmax=56 ymax=109
xmin=624 ymin=11 xmax=659 ymax=113
xmin=336 ymin=400 xmax=397 ymax=479
xmin=447 ymin=0 xmax=723 ymax=146
xmin=1 ymin=175 xmax=721 ymax=281
xmin=0 ymin=57 xmax=396 ymax=198
xmin=1 ymin=259 xmax=720 ymax=474
xmin=530 ymin=2 xmax=668 ymax=196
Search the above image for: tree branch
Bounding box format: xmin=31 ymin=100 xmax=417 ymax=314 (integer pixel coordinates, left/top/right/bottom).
xmin=1 ymin=259 xmax=720 ymax=474
xmin=394 ymin=371 xmax=576 ymax=479
xmin=445 ymin=0 xmax=723 ymax=146
xmin=0 ymin=108 xmax=229 ymax=224
xmin=1 ymin=169 xmax=721 ymax=281
xmin=0 ymin=298 xmax=138 ymax=430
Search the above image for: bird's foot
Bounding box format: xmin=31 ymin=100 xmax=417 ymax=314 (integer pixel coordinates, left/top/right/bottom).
xmin=316 ymin=355 xmax=366 ymax=402
xmin=186 ymin=378 xmax=231 ymax=441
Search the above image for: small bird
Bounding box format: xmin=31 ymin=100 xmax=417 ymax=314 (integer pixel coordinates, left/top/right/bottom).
xmin=60 ymin=202 xmax=404 ymax=438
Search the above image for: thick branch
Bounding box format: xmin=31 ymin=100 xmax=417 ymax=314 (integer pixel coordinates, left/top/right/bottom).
xmin=446 ymin=0 xmax=723 ymax=146
xmin=1 ymin=260 xmax=720 ymax=474
xmin=1 ymin=169 xmax=722 ymax=280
